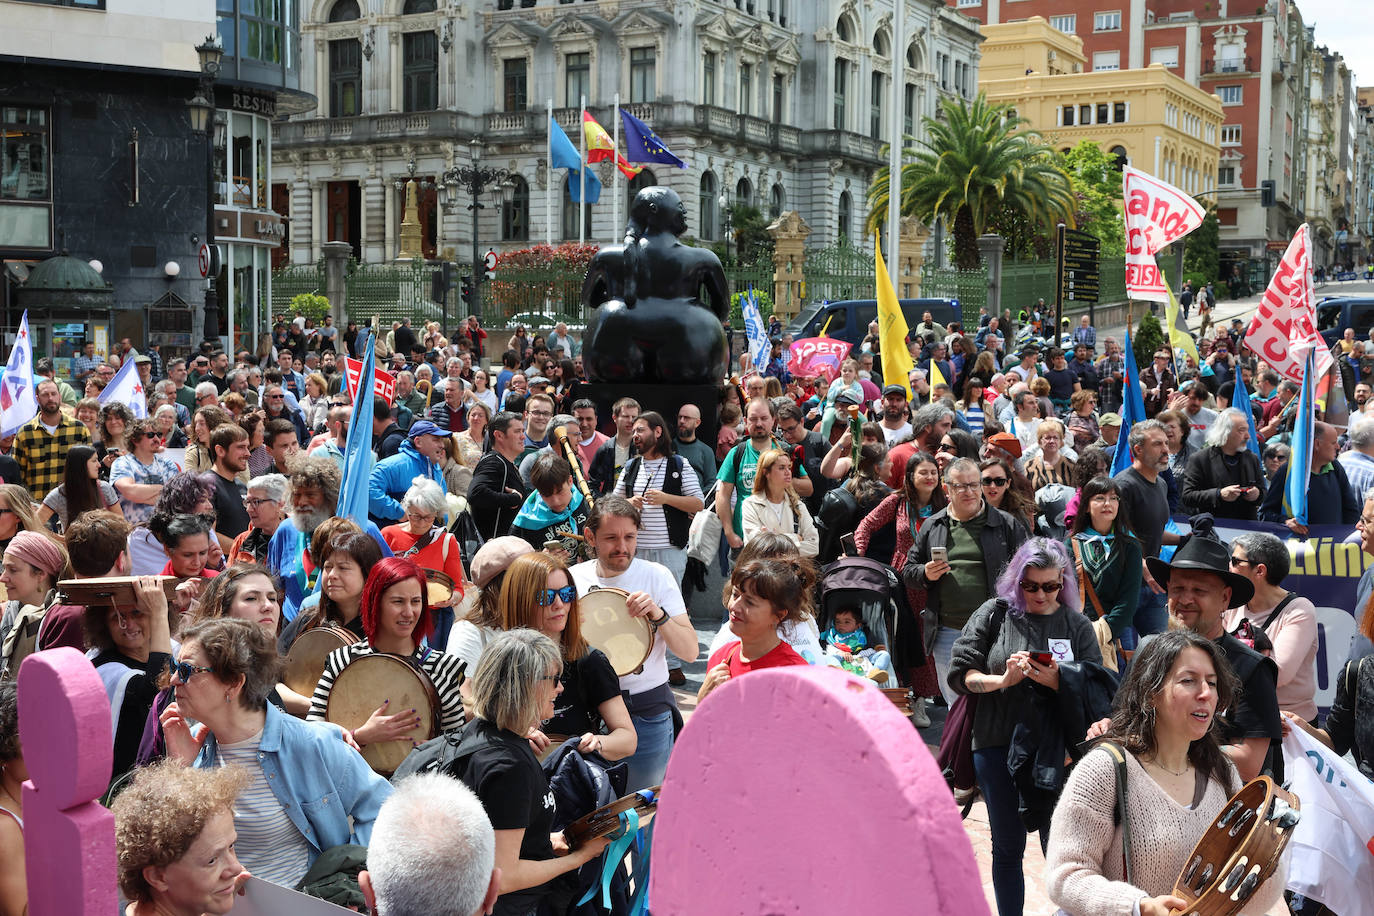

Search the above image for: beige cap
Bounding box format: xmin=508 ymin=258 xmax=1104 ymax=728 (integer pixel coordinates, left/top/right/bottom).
xmin=469 ymin=536 xmax=534 ymax=588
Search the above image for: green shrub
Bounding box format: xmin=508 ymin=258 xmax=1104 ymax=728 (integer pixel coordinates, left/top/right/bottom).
xmin=1133 ymin=311 xmax=1166 ymax=367
xmin=290 ymin=292 xmax=330 ymax=323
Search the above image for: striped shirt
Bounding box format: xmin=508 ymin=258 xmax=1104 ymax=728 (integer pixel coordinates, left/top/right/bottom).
xmin=613 ymin=455 xmax=704 ymax=550
xmin=307 ymin=641 xmax=466 ymax=735
xmin=216 ymin=730 xmax=313 ymax=887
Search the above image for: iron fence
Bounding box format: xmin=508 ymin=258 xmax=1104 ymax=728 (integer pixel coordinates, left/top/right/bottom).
xmin=804 ymin=242 xmax=876 ymax=305
xmin=920 ymin=265 xmax=988 ymax=330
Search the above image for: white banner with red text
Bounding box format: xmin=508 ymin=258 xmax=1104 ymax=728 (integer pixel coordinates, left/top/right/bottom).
xmin=1122 ymin=166 xmax=1206 ymax=302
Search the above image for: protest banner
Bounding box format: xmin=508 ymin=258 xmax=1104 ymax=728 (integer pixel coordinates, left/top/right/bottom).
xmin=1121 ymin=166 xmax=1206 ymax=302
xmin=787 ymin=337 xmax=852 ymax=383
xmin=343 ymin=357 xmax=396 ymax=405
xmin=1244 ymin=223 xmax=1333 ymax=384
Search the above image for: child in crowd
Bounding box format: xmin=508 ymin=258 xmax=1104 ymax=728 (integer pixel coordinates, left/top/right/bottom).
xmin=819 ymin=606 xmax=896 ymax=684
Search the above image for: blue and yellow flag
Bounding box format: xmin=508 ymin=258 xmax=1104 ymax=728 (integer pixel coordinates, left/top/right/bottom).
xmin=1283 ymin=348 xmax=1316 ymax=525
xmin=1110 ymin=326 xmax=1149 ymax=477
xmin=619 ymin=108 xmax=687 ymax=169
xmin=1231 ymin=370 xmax=1262 ymax=459
xmin=337 ymin=328 xmax=375 ymax=523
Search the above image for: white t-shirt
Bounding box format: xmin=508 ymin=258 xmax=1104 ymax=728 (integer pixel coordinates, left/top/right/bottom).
xmin=612 ymin=455 xmax=704 ymax=550
xmin=881 ymin=421 xmax=912 ymax=446
xmin=570 ymin=558 xmax=689 ymax=696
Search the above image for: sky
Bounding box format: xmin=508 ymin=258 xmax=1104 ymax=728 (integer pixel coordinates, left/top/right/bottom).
xmin=1299 ymin=0 xmax=1374 ymax=91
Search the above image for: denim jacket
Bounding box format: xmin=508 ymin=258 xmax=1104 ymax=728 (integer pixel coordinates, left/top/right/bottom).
xmin=194 ymin=703 xmax=392 ymax=854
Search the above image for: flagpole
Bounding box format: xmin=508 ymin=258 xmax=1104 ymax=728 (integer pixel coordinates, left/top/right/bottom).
xmin=886 ymin=0 xmax=904 ymax=281
xmin=546 ymin=98 xmax=554 ymax=247
xmin=579 ymin=93 xmax=587 ymax=246
xmin=613 ymin=92 xmax=621 ymax=241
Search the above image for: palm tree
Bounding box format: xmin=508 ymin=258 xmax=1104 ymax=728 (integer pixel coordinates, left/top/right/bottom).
xmin=867 ymin=93 xmax=1076 ymax=269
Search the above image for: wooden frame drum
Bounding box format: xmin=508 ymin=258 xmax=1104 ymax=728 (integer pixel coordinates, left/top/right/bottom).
xmin=1170 ymin=776 xmax=1300 ymax=916
xmin=423 ymin=570 xmax=455 ymax=607
xmin=563 ymin=786 xmax=662 ymax=849
xmin=283 ymin=627 xmax=359 ymax=696
xmin=325 ymin=653 xmax=441 ymax=775
xmin=578 ymin=586 xmax=653 ymax=677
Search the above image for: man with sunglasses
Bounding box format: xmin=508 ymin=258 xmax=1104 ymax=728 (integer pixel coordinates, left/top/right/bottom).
xmin=110 ymin=419 xmax=180 ymax=525
xmin=905 ymin=457 xmax=1029 ymax=704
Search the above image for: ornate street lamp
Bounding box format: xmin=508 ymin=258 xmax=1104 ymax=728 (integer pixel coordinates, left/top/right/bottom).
xmin=187 ymin=35 xmax=223 ymax=342
xmin=439 ymin=137 xmax=515 ymax=326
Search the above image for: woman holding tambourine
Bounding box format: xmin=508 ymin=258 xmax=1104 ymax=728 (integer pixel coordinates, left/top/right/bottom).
xmin=446 ymin=629 xmax=611 ymax=916
xmin=497 ymin=552 xmax=636 ymax=762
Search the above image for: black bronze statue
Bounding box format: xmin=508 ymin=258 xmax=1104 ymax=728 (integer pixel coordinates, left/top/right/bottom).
xmin=580 ymin=186 xmax=730 ymax=384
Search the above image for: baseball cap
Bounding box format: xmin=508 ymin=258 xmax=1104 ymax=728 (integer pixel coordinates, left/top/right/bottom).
xmin=834 ymin=389 xmax=862 ymax=407
xmin=134 ymin=355 xmax=152 ymax=365
xmin=1099 ymin=412 xmax=1122 ymax=427
xmin=986 ymin=432 xmax=1023 ymax=459
xmin=407 ymin=419 xmax=448 ymax=439
xmin=881 ymin=384 xmax=908 ymax=398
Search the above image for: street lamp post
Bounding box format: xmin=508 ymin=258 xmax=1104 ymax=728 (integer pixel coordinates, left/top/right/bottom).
xmin=187 ymin=36 xmax=223 ymax=343
xmin=439 ymin=137 xmax=515 ymax=328
xmin=717 ymin=190 xmax=734 ymax=262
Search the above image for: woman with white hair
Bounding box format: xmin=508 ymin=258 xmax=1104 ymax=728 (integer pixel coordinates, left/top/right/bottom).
xmin=1180 ymin=407 xmax=1266 ymax=520
xmin=380 ymin=477 xmax=467 ymax=649
xmin=153 ymin=403 xmax=188 ymax=448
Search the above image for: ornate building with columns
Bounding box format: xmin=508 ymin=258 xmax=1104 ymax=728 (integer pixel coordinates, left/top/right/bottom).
xmin=271 ymin=0 xmax=982 ymax=275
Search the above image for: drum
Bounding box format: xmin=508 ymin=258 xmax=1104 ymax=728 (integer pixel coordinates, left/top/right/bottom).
xmin=326 ymin=653 xmax=441 ymax=775
xmin=579 ymin=587 xmax=653 ymax=677
xmin=563 ymin=786 xmax=662 ymax=850
xmin=283 ymin=626 xmax=359 ymax=697
xmin=1170 ymin=776 xmax=1300 ymax=916
xmin=881 ymin=687 xmax=914 ymax=716
xmin=57 ymin=576 xmax=186 ymax=608
xmin=423 ymin=570 xmax=454 ymax=607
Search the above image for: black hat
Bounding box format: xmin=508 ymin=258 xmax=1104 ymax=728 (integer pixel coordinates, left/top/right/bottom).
xmin=1144 ymin=534 xmax=1254 ymax=608
xmin=881 ymin=384 xmax=908 ymax=398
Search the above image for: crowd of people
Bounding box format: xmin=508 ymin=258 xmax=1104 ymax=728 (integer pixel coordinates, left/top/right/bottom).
xmin=0 ymin=302 xmax=1367 ymax=916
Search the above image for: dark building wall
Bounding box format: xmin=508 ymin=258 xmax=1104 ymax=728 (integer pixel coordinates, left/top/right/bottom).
xmin=0 ymin=60 xmax=209 ymax=314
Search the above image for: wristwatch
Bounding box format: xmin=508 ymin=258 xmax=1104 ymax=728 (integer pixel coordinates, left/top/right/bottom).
xmin=648 ymin=610 xmax=669 ymax=629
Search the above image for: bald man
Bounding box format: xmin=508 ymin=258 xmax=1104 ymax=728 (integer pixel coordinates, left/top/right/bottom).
xmin=675 ymin=403 xmax=716 ymax=491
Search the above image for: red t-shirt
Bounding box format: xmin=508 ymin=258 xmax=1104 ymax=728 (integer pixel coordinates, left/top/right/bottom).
xmin=707 ymin=639 xmax=808 ymax=677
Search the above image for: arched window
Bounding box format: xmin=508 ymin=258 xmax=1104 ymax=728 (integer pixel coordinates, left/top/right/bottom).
xmin=836 ymin=15 xmax=853 ymax=43
xmin=502 ymin=175 xmax=530 ymax=241
xmin=873 ymin=30 xmax=889 ymax=58
xmin=1110 ymin=145 xmax=1129 ymax=170
xmin=329 ymin=0 xmax=360 ymax=22
xmin=907 ymin=42 xmax=922 ymax=70
xmin=626 ymin=168 xmax=657 ymax=221
xmin=838 ymin=191 xmax=852 ymax=243
xmin=402 ymin=0 xmax=436 ymax=12
xmin=699 ymin=171 xmax=718 ymax=240
xmin=561 ymin=176 xmax=593 ymax=240
xmin=736 ymin=177 xmax=753 ymax=209
xmin=769 ymin=183 xmax=785 ymax=219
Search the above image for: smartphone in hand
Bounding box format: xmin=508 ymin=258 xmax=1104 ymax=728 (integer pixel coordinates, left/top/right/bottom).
xmin=1030 ymin=650 xmax=1054 ymax=666
xmin=931 ymin=547 xmax=948 ymax=565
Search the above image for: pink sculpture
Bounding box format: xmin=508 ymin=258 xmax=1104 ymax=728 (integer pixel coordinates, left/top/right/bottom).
xmin=18 ymin=647 xmax=117 ymax=916
xmin=651 ymin=666 xmax=990 ymax=915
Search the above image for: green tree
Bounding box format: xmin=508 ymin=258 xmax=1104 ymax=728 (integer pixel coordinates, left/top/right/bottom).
xmin=729 ymin=204 xmax=775 ymax=265
xmin=1060 ymin=141 xmax=1125 ymax=257
xmin=1184 ymin=204 xmax=1220 ymax=287
xmin=1133 ymin=312 xmax=1166 ymax=368
xmin=866 ymin=93 xmax=1076 ymax=269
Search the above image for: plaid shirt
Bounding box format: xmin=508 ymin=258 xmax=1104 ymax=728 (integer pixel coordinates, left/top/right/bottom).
xmin=71 ymin=354 xmax=103 ymax=380
xmin=15 ymin=415 xmax=91 ymax=498
xmin=145 ymin=348 xmax=163 ymax=383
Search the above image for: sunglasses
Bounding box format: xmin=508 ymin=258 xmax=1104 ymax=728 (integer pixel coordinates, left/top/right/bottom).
xmin=170 ymin=659 xmax=213 ymax=682
xmin=537 ymin=585 xmax=577 ymax=606
xmin=1019 ymin=580 xmax=1063 ymax=594
xmin=981 ymin=476 xmax=1008 ymax=487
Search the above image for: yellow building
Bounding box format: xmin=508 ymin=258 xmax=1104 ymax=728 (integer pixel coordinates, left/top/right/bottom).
xmin=978 ymin=17 xmax=1222 ymax=202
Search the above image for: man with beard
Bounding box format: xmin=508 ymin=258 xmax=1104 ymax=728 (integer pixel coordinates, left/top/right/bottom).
xmin=877 ymin=384 xmax=913 ymax=446
xmin=716 ymin=397 xmax=811 ymax=552
xmin=14 ymin=378 xmax=90 ymax=498
xmin=674 ymin=402 xmax=716 ymax=492
xmin=267 ymin=456 xmax=390 ymax=620
xmin=1113 ymin=419 xmax=1180 ymax=643
xmin=570 ymin=496 xmax=699 ymax=789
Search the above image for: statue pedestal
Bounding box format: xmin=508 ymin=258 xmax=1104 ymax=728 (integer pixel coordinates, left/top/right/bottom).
xmin=570 ymin=381 xmax=720 ymax=448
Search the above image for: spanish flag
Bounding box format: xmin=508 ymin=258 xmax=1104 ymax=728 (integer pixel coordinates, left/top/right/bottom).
xmin=583 ymin=112 xmax=642 ymax=179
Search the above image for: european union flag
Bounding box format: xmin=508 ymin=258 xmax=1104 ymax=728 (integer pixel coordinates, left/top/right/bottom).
xmin=619 ymin=108 xmax=687 ymax=169
xmin=549 ymin=115 xmax=602 ymax=204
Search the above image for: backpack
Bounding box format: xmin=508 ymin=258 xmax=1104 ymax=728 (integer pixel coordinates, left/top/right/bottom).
xmin=542 ymin=738 xmax=634 ymax=916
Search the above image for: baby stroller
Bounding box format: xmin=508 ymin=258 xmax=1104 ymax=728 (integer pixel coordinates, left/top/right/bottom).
xmin=816 ymin=557 xmax=926 ymax=719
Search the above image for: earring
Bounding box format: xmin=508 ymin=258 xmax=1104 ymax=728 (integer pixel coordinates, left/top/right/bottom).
xmin=224 ymin=692 xmax=231 ymax=704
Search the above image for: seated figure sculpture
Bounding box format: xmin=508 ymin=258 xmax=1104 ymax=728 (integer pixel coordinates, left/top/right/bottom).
xmin=581 ymin=186 xmax=730 ymax=384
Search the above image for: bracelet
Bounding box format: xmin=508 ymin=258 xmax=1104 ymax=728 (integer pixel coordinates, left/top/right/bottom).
xmin=649 ymin=610 xmax=669 ymax=629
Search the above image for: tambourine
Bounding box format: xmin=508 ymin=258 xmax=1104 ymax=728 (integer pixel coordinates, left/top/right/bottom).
xmin=1169 ymin=776 xmax=1300 ymax=915
xmin=422 ymin=569 xmax=455 ymax=606
xmin=56 ymin=576 xmax=187 ymax=608
xmin=563 ymin=786 xmax=661 ymax=850
xmin=326 ymin=653 xmax=442 ymax=775
xmin=579 ymin=586 xmax=653 ymax=677
xmin=283 ymin=626 xmax=359 ymax=696
xmin=881 ymin=687 xmax=914 ymax=716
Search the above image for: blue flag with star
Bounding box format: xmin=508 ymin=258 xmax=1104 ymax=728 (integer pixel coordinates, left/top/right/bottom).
xmin=619 ymin=108 xmax=687 ymax=169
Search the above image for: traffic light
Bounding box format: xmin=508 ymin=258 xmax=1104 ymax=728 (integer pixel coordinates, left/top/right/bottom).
xmin=1260 ymin=180 xmax=1276 ymax=208
xmin=459 ymin=275 xmax=473 ymax=306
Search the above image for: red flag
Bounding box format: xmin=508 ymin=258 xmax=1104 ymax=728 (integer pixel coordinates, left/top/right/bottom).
xmin=1122 ymin=166 xmax=1205 ymax=302
xmin=583 ymin=112 xmax=642 ymax=180
xmin=788 ymin=337 xmax=852 ymax=383
xmin=1244 ymin=223 xmax=1332 ymax=384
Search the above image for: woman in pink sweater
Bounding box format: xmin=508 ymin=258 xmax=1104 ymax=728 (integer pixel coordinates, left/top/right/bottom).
xmin=1045 ymin=630 xmax=1287 ymax=916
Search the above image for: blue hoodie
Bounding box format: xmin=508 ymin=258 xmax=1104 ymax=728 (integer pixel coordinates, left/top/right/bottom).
xmin=367 ymin=437 xmax=446 ymax=523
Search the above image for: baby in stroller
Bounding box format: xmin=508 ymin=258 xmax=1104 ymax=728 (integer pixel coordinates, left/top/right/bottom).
xmin=819 ymin=606 xmax=897 ymax=684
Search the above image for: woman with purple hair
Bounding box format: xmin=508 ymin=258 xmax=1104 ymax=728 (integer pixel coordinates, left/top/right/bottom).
xmin=947 ymin=536 xmax=1108 ymax=916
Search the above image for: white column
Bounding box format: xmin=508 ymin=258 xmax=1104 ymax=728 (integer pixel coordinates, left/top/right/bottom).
xmin=886 ymin=0 xmax=904 ymax=271
xmin=1128 ymin=0 xmax=1147 ymax=71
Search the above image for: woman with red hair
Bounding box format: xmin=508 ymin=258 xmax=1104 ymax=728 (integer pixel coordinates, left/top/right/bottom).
xmin=307 ymin=557 xmax=467 ymax=747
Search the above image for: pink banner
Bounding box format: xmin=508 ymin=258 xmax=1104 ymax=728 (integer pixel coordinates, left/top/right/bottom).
xmin=788 ymin=337 xmax=852 ymax=382
xmin=1245 ymin=224 xmax=1332 ymax=384
xmin=1122 ymin=165 xmax=1206 ymax=302
xmin=343 ymin=357 xmax=396 ymax=405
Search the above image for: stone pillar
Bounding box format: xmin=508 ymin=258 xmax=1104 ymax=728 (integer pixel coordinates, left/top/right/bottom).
xmin=364 ymin=177 xmax=387 ymax=263
xmin=291 ymin=180 xmax=313 ymax=265
xmin=397 ymin=180 xmax=423 ymax=261
xmin=323 ymin=240 xmax=352 ymax=326
xmin=766 ymin=210 xmax=811 ymax=319
xmin=897 ymin=216 xmax=931 ymax=299
xmin=976 ymin=234 xmax=1005 ymax=333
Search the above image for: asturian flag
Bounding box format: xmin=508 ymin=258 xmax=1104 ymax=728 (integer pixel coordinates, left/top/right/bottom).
xmin=549 ymin=115 xmax=602 ymax=204
xmin=742 ymin=287 xmax=770 ymax=374
xmin=1282 ymin=727 xmax=1374 ymax=916
xmin=0 ymin=311 xmax=38 ymax=436
xmin=98 ymin=354 xmax=147 ymax=419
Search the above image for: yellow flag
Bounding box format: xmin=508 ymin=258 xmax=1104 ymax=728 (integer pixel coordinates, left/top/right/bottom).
xmin=875 ymin=237 xmax=915 ymax=398
xmin=929 ymin=358 xmax=948 ymax=391
xmin=1165 ymin=286 xmax=1199 ymax=364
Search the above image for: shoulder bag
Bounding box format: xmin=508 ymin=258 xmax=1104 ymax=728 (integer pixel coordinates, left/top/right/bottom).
xmin=936 ymin=599 xmax=1008 ymax=814
xmin=1071 ymin=539 xmax=1119 ymax=674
